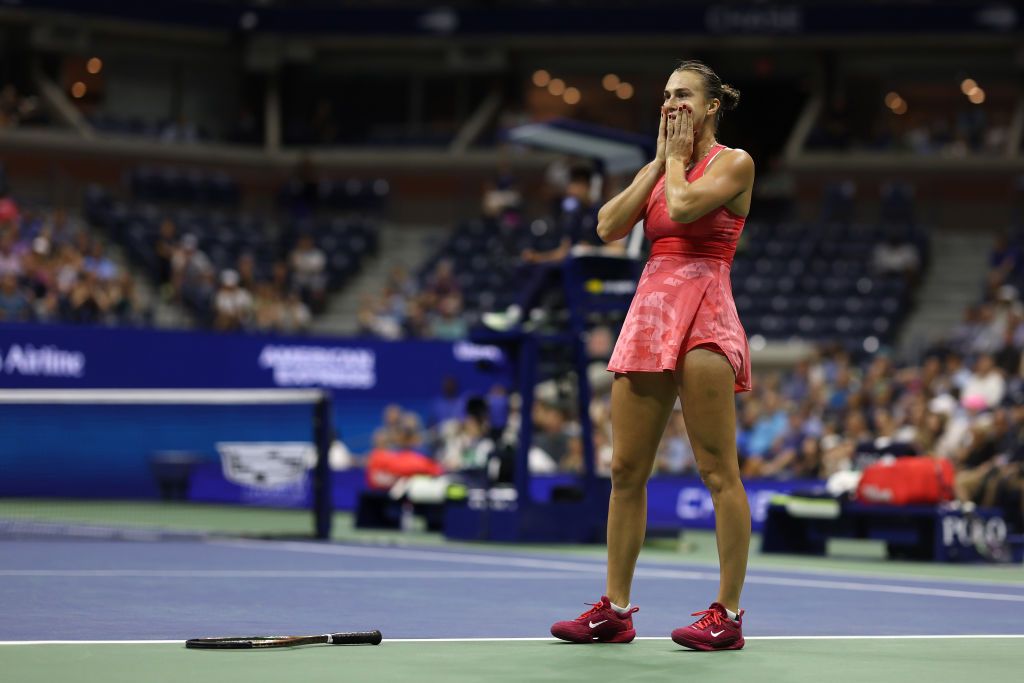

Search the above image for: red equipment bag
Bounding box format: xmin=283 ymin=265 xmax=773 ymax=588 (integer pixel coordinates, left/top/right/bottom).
xmin=854 ymin=456 xmax=955 ymax=506
xmin=365 ymin=448 xmax=444 ymax=490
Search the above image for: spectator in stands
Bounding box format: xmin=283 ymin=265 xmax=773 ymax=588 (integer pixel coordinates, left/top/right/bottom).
xmin=65 ymin=270 xmax=108 ymax=324
xmin=0 ymin=83 xmax=40 ymax=129
xmin=402 ymin=300 xmax=431 ymax=338
xmin=212 ymin=269 xmax=253 ymax=331
xmin=657 ymin=408 xmax=696 ymax=474
xmin=397 ymin=411 xmax=428 ymax=455
xmin=966 ymin=303 xmax=1005 ymax=355
xmin=913 ymin=408 xmax=949 ymax=455
xmin=995 ymin=322 xmax=1023 ymax=378
xmin=439 ymin=396 xmax=495 ymax=472
xmin=154 ymin=217 xmax=178 ymax=287
xmin=481 ymin=172 xmax=523 ymax=229
xmin=820 ymin=410 xmax=873 ymax=476
xmin=357 ymin=296 xmax=402 ymax=340
xmin=990 ymin=230 xmax=1023 ymax=282
xmin=372 ymin=404 xmax=405 ymax=452
xmin=84 ymin=240 xmax=118 ymax=281
xmin=954 ymin=409 xmax=1010 ymax=499
xmin=948 ymin=305 xmax=985 ymax=355
xmin=780 ymin=359 xmax=812 ymax=403
xmin=872 ymin=233 xmax=920 ymax=285
xmin=944 ymin=351 xmax=973 ymax=394
xmin=962 ymin=354 xmax=1006 ymax=409
xmin=531 ymin=398 xmax=574 ymax=472
xmin=428 ymin=294 xmax=468 ymax=340
xmin=759 ymin=434 xmax=823 ymax=480
xmin=0 ymin=188 xmax=18 ymax=223
xmin=386 ymin=265 xmax=417 ymax=301
xmin=235 ymin=252 xmax=258 ymax=293
xmin=431 ymin=376 xmax=465 ymax=428
xmin=171 ymin=233 xmax=213 ymax=300
xmin=0 ymin=273 xmax=31 ymax=321
xmin=0 ymin=230 xmax=22 ymax=277
xmin=278 ymin=290 xmax=312 ymax=333
xmin=252 ymin=283 xmax=282 ymax=331
xmin=423 ymin=258 xmax=461 ymax=305
xmin=289 ymin=234 xmax=327 ymax=313
xmin=106 ymin=272 xmax=145 ymax=326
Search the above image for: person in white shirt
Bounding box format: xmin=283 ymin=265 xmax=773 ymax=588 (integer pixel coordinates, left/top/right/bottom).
xmin=961 ymin=354 xmax=1006 ymax=409
xmin=213 ymin=269 xmax=253 ymax=331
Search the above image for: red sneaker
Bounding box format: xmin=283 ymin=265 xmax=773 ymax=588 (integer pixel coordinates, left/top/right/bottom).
xmin=671 ymin=602 xmax=744 ymax=651
xmin=550 ymin=596 xmax=639 ymax=643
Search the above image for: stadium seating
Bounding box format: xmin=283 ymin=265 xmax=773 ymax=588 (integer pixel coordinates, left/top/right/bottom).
xmin=422 ymin=210 xmax=928 ymax=348
xmin=84 ymin=169 xmax=383 ymax=323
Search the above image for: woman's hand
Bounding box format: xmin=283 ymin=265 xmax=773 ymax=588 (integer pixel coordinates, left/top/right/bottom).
xmin=665 ymin=104 xmax=694 ymax=164
xmin=654 ymin=107 xmax=668 ymax=164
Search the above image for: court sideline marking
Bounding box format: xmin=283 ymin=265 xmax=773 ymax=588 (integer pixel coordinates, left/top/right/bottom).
xmin=3 ymin=567 xmax=1024 ymax=605
xmin=0 ymin=570 xmax=584 ymax=579
xmin=208 ymin=540 xmax=1024 ymax=603
xmin=2 ymin=635 xmax=1024 ymax=646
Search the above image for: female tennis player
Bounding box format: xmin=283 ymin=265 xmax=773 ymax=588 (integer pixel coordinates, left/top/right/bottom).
xmin=551 ymin=60 xmax=754 ymax=650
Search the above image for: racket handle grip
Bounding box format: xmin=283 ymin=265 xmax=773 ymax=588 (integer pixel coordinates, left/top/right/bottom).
xmin=327 ymin=630 xmax=382 ymax=645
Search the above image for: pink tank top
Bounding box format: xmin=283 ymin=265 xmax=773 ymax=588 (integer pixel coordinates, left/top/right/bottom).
xmin=642 ymin=144 xmax=746 ymax=266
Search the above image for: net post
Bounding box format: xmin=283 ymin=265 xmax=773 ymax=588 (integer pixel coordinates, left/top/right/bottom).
xmin=312 ymin=391 xmax=333 ymax=540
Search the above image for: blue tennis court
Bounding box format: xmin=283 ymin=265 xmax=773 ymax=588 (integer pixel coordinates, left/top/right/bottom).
xmin=3 ymin=527 xmax=1023 ymax=683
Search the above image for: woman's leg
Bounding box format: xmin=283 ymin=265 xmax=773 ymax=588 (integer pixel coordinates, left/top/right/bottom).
xmin=676 ymin=348 xmax=750 ymax=612
xmin=605 ymin=371 xmax=678 ymax=607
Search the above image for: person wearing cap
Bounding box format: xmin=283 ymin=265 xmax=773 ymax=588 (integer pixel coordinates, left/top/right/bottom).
xmin=213 ymin=268 xmax=253 ymax=331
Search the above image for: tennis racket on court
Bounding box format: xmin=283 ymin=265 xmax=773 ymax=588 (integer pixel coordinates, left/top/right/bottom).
xmin=186 ymin=630 xmax=382 ymax=649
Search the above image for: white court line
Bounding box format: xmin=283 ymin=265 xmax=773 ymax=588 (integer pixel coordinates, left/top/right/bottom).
xmin=2 ymin=635 xmax=1024 ymax=646
xmin=633 ymin=567 xmax=1024 ymax=603
xmin=213 ymin=539 xmax=617 ymax=575
xmin=5 ymin=567 xmax=1024 ymax=603
xmin=0 ymin=570 xmax=584 ymax=579
xmin=0 ymin=389 xmax=325 ymax=404
xmin=212 ymin=540 xmax=1024 ymax=603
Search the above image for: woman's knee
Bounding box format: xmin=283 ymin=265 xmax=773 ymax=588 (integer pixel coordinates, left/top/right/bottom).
xmin=697 ymin=457 xmax=740 ymax=496
xmin=611 ymin=454 xmax=651 ymax=493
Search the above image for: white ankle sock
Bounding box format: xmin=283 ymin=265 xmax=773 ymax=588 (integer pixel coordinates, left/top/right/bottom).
xmin=724 ymin=607 xmax=739 ymax=621
xmin=610 ymin=601 xmax=631 ymax=615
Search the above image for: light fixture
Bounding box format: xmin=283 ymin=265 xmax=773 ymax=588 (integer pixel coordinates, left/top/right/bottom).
xmin=615 ymin=82 xmax=634 ymax=100
xmin=71 ymin=81 xmax=87 ymax=98
xmin=532 ymin=70 xmax=551 ymax=88
xmin=602 ymin=74 xmax=620 ymax=91
xmin=86 ymin=57 xmax=103 ymax=74
xmin=563 ymin=87 xmax=581 ymax=105
xmin=548 ymin=78 xmax=566 ymax=97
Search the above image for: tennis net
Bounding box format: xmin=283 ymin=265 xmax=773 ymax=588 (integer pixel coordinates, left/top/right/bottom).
xmin=0 ymin=388 xmax=335 ymax=540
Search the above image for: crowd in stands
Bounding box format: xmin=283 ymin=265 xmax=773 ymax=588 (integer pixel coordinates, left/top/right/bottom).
xmin=808 ymin=100 xmax=1010 ymax=156
xmin=359 ymin=212 xmax=1023 ymax=529
xmin=148 ymin=213 xmax=318 ymax=334
xmin=356 ymin=261 xmax=468 ymax=340
xmin=82 ymin=162 xmax=385 ymax=333
xmin=0 ymin=83 xmax=44 ymax=130
xmin=0 ymin=195 xmax=149 ymax=326
xmin=357 ymin=159 xmax=613 ymax=338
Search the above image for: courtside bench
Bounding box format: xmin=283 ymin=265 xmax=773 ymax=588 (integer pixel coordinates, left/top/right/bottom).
xmin=761 ymin=497 xmax=1024 ymax=563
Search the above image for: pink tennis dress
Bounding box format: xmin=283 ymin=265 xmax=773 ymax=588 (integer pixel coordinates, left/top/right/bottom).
xmin=607 ymin=144 xmax=752 ymax=393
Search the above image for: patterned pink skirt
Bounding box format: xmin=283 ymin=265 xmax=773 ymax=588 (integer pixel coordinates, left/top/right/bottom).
xmin=607 ymin=255 xmax=752 ymax=393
